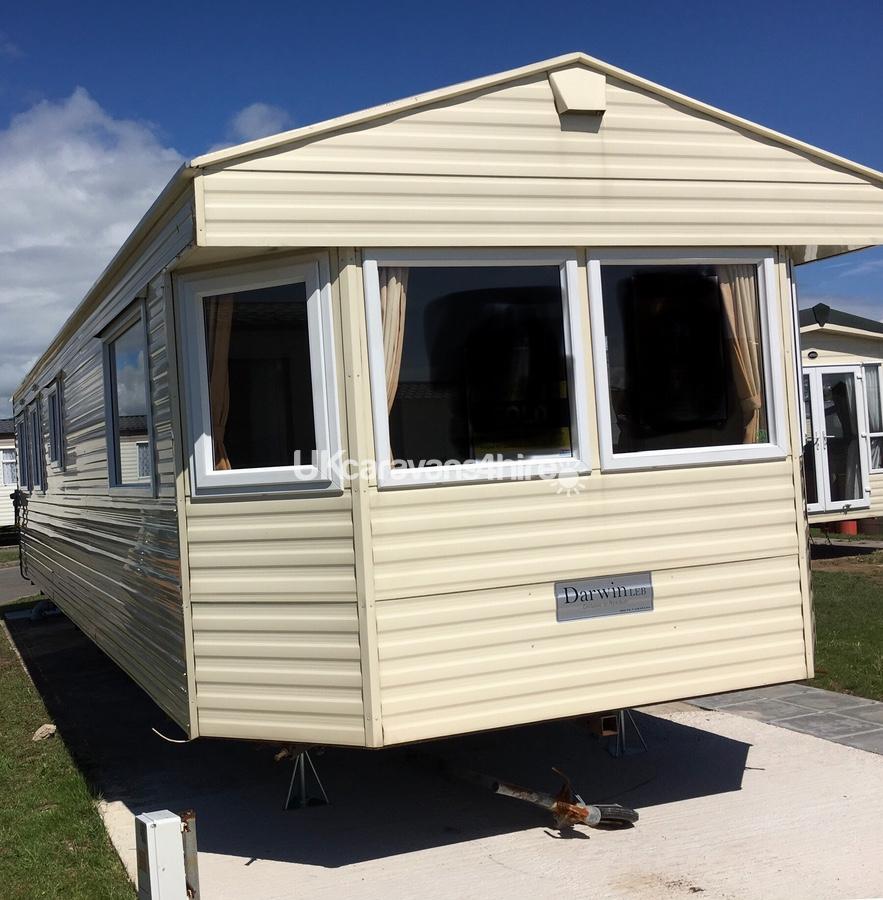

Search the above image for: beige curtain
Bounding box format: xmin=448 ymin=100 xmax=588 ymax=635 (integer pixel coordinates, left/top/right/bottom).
xmin=205 ymin=296 xmax=234 ymax=470
xmin=719 ymin=265 xmax=764 ymax=443
xmin=379 ymin=267 xmax=409 ymax=412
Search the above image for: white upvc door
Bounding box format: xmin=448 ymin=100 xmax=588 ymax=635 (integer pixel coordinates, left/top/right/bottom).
xmin=803 ymin=365 xmax=871 ymax=514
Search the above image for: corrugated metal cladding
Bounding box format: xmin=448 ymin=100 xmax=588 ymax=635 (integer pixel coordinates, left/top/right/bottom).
xmin=15 ymin=199 xmax=193 ymax=730
xmin=186 ymin=494 xmax=365 ymax=745
xmin=199 ymin=72 xmax=883 ymax=248
xmin=376 ymin=555 xmax=807 ymax=745
xmin=370 ymin=461 xmax=808 ymax=744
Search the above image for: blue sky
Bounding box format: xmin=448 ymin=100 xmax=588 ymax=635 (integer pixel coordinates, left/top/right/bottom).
xmin=0 ymin=0 xmax=881 ymax=410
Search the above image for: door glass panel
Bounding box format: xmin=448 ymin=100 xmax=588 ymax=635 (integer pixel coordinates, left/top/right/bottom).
xmin=802 ymin=373 xmax=818 ymax=505
xmin=822 ymin=372 xmax=862 ymax=503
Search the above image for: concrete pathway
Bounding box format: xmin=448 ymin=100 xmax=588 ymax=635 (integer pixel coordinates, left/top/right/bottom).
xmin=5 ymin=613 xmax=883 ymax=900
xmin=0 ymin=563 xmax=36 ymax=603
xmin=687 ymin=683 xmax=883 ymax=754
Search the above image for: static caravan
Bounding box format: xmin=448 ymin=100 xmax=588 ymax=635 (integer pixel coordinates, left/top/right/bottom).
xmin=0 ymin=420 xmax=19 ymax=528
xmin=800 ymin=303 xmax=883 ymax=525
xmin=12 ymin=53 xmax=883 ymax=749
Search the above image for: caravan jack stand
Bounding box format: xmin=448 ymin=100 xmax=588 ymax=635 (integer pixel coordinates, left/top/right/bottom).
xmin=283 ymin=750 xmax=329 ymax=810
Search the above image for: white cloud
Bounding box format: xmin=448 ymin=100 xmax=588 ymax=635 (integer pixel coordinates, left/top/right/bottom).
xmin=0 ymin=88 xmax=183 ymax=416
xmin=209 ymin=102 xmax=294 ymax=152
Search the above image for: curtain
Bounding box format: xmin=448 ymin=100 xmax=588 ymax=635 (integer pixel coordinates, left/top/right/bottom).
xmin=866 ymin=365 xmax=883 ymax=432
xmin=379 ymin=267 xmax=409 ymax=413
xmin=205 ymin=296 xmax=234 ymax=470
xmin=719 ymin=265 xmax=764 ymax=443
xmin=864 ymin=366 xmax=882 ymax=470
xmin=831 ymin=375 xmax=862 ymax=500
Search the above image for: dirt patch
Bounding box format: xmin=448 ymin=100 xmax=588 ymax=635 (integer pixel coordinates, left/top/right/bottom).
xmin=811 ymin=547 xmax=883 ymax=583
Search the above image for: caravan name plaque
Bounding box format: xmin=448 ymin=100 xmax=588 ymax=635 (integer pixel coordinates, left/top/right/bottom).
xmin=555 ymin=572 xmax=653 ymax=622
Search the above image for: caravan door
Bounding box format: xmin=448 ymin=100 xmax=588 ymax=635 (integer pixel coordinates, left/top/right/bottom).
xmin=803 ymin=366 xmax=871 ymax=515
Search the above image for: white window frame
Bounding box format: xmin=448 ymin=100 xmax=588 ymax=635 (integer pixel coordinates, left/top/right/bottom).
xmin=803 ymin=364 xmax=872 ymax=512
xmin=27 ymin=400 xmax=44 ymax=492
xmin=363 ymin=249 xmax=592 ymax=488
xmin=47 ymin=379 xmax=64 ymax=469
xmin=177 ymin=257 xmax=341 ymax=496
xmin=587 ymin=249 xmax=789 ymax=472
xmin=102 ymin=300 xmax=157 ymax=494
xmin=136 ymin=440 xmax=151 ymax=479
xmin=1 ymin=448 xmax=17 ymax=487
xmin=15 ymin=417 xmax=29 ymax=492
xmin=864 ymin=362 xmax=883 ymax=472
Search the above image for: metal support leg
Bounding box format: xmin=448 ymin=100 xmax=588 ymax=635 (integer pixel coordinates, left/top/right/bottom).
xmin=608 ymin=709 xmax=648 ymax=758
xmin=283 ymin=750 xmax=330 ymax=810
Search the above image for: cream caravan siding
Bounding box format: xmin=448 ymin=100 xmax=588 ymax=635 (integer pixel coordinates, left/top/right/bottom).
xmin=119 ymin=436 xmax=151 ymax=485
xmin=801 ymin=331 xmax=883 ymax=367
xmin=199 ymin=72 xmax=883 ymax=248
xmin=370 ymin=465 xmax=808 ymax=745
xmin=186 ymin=494 xmax=364 ymax=745
xmin=14 ymin=199 xmax=193 ymax=730
xmin=370 ymin=462 xmax=799 ymax=600
xmin=377 ymin=556 xmax=807 ymax=744
xmin=0 ymin=439 xmax=17 ymax=526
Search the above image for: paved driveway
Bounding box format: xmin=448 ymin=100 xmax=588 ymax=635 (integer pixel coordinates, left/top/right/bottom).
xmin=0 ymin=563 xmax=35 ymax=603
xmin=6 ymin=612 xmax=883 ymax=900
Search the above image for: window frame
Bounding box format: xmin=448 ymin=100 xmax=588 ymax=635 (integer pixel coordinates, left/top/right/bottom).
xmin=177 ymin=256 xmax=342 ymax=496
xmin=864 ymin=362 xmax=883 ymax=472
xmin=15 ymin=417 xmax=30 ymax=492
xmin=101 ymin=299 xmax=157 ymax=494
xmin=363 ymin=249 xmax=592 ymax=489
xmin=587 ymin=249 xmax=788 ymax=472
xmin=1 ymin=447 xmax=18 ymax=487
xmin=27 ymin=400 xmax=45 ymax=492
xmin=46 ymin=378 xmax=64 ymax=469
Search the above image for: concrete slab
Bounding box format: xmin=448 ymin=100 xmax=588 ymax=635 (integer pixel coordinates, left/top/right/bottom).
xmin=691 ymin=683 xmax=815 ymax=708
xmin=7 ymin=614 xmax=883 ymax=900
xmin=773 ymin=712 xmax=879 ymax=741
xmin=779 ymin=689 xmax=879 ymax=712
xmin=0 ymin=564 xmax=35 ymax=603
xmin=717 ymin=698 xmax=812 ymax=722
xmin=840 ymin=704 xmax=883 ymax=726
xmin=833 ymin=729 xmax=883 ymax=754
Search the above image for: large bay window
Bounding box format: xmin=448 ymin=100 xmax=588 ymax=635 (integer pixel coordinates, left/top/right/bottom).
xmin=588 ymin=252 xmax=786 ymax=470
xmin=364 ymin=253 xmax=590 ymax=486
xmin=179 ymin=258 xmax=340 ymax=494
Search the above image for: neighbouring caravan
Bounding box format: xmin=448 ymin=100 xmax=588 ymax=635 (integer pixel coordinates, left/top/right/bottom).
xmin=800 ymin=303 xmax=883 ymax=525
xmin=0 ymin=419 xmax=19 ymax=528
xmin=12 ymin=53 xmax=883 ymax=748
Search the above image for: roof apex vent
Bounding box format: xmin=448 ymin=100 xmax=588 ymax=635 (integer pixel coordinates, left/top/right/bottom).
xmin=548 ymin=67 xmax=606 ymax=116
xmin=812 ymin=302 xmax=831 ymax=326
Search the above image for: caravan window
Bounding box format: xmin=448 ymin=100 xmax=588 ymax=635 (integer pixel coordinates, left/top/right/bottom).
xmin=1 ymin=449 xmax=18 ymax=487
xmin=27 ymin=402 xmax=44 ymax=491
xmin=103 ymin=306 xmax=154 ymax=490
xmin=179 ymin=259 xmax=340 ymax=494
xmin=363 ymin=253 xmax=590 ymax=487
xmin=15 ymin=418 xmax=29 ymax=491
xmin=47 ymin=380 xmax=64 ymax=467
xmin=589 ymin=253 xmax=786 ymax=470
xmin=866 ymin=364 xmax=883 ymax=470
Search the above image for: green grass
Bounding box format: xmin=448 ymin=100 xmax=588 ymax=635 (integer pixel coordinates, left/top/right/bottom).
xmin=810 ymin=566 xmax=883 ymax=701
xmin=0 ymin=545 xmax=21 ymax=568
xmin=0 ymin=624 xmax=134 ymax=898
